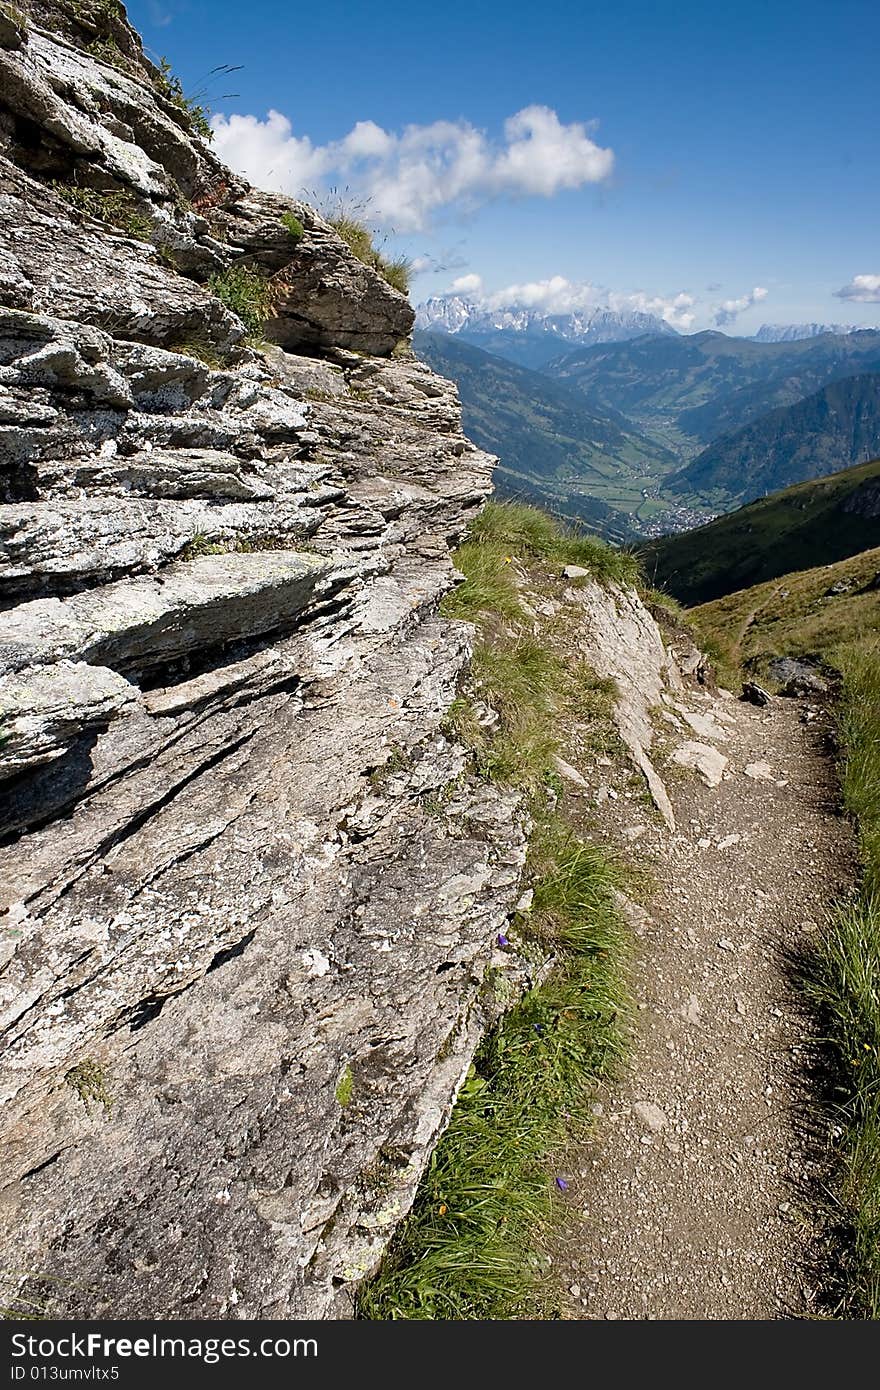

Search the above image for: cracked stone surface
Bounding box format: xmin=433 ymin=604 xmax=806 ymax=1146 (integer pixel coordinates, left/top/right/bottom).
xmin=0 ymin=1 xmax=709 ymax=1322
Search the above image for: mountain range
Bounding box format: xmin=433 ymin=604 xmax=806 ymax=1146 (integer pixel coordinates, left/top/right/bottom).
xmin=752 ymin=323 xmax=868 ymax=343
xmin=546 ymin=329 xmax=880 ymax=446
xmin=414 ymin=301 xmax=880 ymax=533
xmin=669 ymin=374 xmax=880 ymax=504
xmin=414 ymin=295 xmax=676 ymax=368
xmin=413 ymin=331 xmax=671 ymax=537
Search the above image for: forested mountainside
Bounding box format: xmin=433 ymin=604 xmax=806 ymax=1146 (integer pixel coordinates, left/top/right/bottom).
xmin=669 ymin=374 xmax=880 ymax=505
xmin=641 ymin=458 xmax=880 ymax=605
xmin=414 ymin=330 xmax=678 ymax=537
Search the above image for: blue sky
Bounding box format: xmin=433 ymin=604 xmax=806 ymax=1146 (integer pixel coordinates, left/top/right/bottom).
xmin=128 ymin=0 xmax=880 ymax=332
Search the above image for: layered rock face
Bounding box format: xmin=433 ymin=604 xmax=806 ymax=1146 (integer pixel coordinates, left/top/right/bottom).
xmin=0 ymin=3 xmax=693 ymax=1321
xmin=0 ymin=3 xmax=527 ymax=1317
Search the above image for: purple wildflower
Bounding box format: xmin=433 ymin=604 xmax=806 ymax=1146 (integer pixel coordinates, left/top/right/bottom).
xmin=497 ymin=933 xmax=510 ymax=948
xmin=555 ymin=1177 xmax=569 ymax=1192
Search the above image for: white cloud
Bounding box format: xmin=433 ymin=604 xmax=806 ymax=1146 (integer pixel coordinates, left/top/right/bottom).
xmin=485 ymin=276 xmax=603 ymax=314
xmin=472 ymin=276 xmax=695 ymax=330
xmin=834 ymin=273 xmax=880 ymax=303
xmin=492 ymin=107 xmax=613 ymax=196
xmin=449 ymin=273 xmax=484 ymax=295
xmin=209 ymin=111 xmax=330 ymax=194
xmin=611 ymin=289 xmax=696 ymax=331
xmin=210 ymin=104 xmax=613 ymax=233
xmin=713 ymin=285 xmax=768 ymax=326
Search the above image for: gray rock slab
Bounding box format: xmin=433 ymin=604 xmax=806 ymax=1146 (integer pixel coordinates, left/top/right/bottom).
xmin=0 ymin=550 xmax=332 ymax=675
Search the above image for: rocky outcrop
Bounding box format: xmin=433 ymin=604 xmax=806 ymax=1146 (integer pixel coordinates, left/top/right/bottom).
xmin=0 ymin=4 xmax=690 ymax=1321
xmin=571 ymin=580 xmax=681 ymax=829
xmin=0 ymin=4 xmax=519 ymax=1320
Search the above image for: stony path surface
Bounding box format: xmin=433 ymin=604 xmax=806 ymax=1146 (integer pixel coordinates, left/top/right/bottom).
xmin=556 ymin=694 xmax=856 ymax=1320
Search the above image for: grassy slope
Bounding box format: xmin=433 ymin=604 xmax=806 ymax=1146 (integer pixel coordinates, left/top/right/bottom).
xmin=358 ymin=504 xmax=637 ymax=1319
xmin=669 ymin=374 xmax=880 ymax=505
xmin=685 ymin=545 xmax=880 ymax=682
xmin=640 ymin=459 xmax=880 ymax=607
xmin=805 ymin=643 xmax=880 ymax=1318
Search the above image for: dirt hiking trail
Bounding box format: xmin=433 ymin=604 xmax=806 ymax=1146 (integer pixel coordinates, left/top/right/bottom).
xmin=557 ymin=693 xmax=856 ymax=1320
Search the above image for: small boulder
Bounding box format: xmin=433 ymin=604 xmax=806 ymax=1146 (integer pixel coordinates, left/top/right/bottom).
xmin=767 ymin=657 xmax=829 ymax=697
xmin=741 ymin=680 xmax=771 ymax=707
xmin=671 ymin=740 xmax=729 ymax=788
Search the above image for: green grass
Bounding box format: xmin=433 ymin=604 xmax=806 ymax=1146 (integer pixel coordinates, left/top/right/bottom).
xmin=327 ymin=214 xmax=411 ymax=296
xmin=65 ymin=1059 xmax=112 ymax=1114
xmin=208 ymin=264 xmax=272 ymax=339
xmin=155 ymin=57 xmax=213 ymax=141
xmin=359 ymin=500 xmax=632 ymax=1319
xmin=467 ymin=501 xmax=640 ymax=586
xmin=281 ymin=211 xmax=305 ymax=243
xmin=440 ymin=539 xmax=525 ymax=624
xmin=801 ymin=639 xmax=880 ymax=1317
xmin=335 ymin=1065 xmax=354 ymax=1109
xmin=53 ymin=183 xmax=152 ymax=241
xmin=358 ymin=815 xmax=626 ymax=1320
xmin=688 ymin=546 xmax=880 ymax=687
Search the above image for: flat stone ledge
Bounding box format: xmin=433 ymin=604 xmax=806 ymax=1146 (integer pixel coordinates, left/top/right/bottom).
xmin=0 ymin=550 xmax=333 ymax=677
xmin=0 ymin=659 xmax=136 ymax=780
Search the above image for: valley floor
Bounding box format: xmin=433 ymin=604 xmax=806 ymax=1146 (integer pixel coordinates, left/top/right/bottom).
xmin=555 ymin=694 xmax=856 ymax=1319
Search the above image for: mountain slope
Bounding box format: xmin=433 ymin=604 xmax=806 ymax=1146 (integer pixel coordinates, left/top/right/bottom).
xmin=414 ymin=330 xmax=678 ymax=536
xmin=641 ymin=457 xmax=880 ymax=604
xmin=548 ymin=329 xmax=880 ymax=453
xmin=415 ymin=296 xmax=676 ymax=369
xmin=670 ymin=373 xmax=880 ymax=504
xmin=688 ymin=545 xmax=880 ymax=677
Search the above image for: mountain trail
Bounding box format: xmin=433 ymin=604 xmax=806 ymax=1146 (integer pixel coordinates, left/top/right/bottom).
xmin=731 ymin=582 xmax=784 ymax=667
xmin=555 ymin=692 xmax=856 ymax=1319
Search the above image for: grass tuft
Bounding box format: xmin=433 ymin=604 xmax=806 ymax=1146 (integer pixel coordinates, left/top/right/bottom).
xmin=329 ymin=215 xmax=411 ymax=295
xmin=53 ymin=183 xmax=152 ymax=241
xmin=281 ymin=210 xmax=305 ymax=243
xmin=801 ymin=638 xmax=880 ymax=1317
xmin=336 ymin=1065 xmax=354 ymax=1109
xmin=467 ymin=501 xmax=640 ymax=586
xmin=208 ymin=264 xmax=272 ymax=339
xmin=155 ymin=57 xmax=213 ymax=141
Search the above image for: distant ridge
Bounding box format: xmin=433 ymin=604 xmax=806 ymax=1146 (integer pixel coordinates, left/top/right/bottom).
xmin=753 ymin=322 xmax=869 ymax=342
xmin=670 ymin=372 xmax=880 ymax=504
xmin=640 ymin=456 xmax=880 ymax=605
xmin=414 ymin=295 xmax=675 ymax=368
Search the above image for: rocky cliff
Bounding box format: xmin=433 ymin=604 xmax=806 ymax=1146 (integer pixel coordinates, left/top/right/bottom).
xmin=0 ymin=2 xmax=687 ymax=1319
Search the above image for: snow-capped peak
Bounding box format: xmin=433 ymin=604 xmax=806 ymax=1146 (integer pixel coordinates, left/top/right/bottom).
xmin=752 ymin=322 xmax=869 ymax=342
xmin=414 ymin=297 xmax=677 ymax=345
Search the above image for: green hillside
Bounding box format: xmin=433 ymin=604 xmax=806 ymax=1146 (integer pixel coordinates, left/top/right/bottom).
xmin=640 ymin=458 xmax=880 ymax=606
xmin=670 ymin=373 xmax=880 ymax=504
xmin=548 ymin=329 xmax=880 ymax=456
xmin=414 ymin=331 xmax=677 ymax=535
xmin=687 ymin=545 xmax=880 ymax=683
